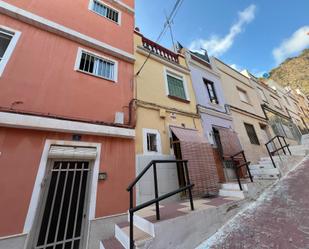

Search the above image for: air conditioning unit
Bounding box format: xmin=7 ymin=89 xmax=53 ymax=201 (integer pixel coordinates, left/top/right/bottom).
xmin=114 ymin=112 xmax=124 ymax=124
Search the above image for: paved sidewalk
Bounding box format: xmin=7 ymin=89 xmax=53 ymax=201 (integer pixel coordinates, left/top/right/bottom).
xmin=198 ymin=157 xmax=309 ymax=249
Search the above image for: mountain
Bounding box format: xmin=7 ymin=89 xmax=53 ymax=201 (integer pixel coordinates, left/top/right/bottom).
xmin=268 ymin=48 xmax=309 ymax=95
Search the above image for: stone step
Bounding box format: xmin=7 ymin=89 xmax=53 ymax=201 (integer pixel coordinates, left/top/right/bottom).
xmin=253 ymin=175 xmax=280 ymax=180
xmin=250 ymin=168 xmax=280 ymax=176
xmin=101 ymin=237 xmax=125 ymax=249
xmin=221 ymin=183 xmax=248 ymax=191
xmin=115 ymin=222 xmax=153 ymax=249
xmin=129 ymin=213 xmax=155 ymax=237
xmin=219 ymin=189 xmax=245 ymax=199
xmin=250 ymin=164 xmax=275 ymax=170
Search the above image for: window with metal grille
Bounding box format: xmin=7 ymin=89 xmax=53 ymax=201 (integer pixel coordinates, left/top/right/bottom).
xmin=147 ymin=133 xmax=157 ymax=152
xmin=167 ymin=74 xmax=187 ymax=100
xmin=78 ymin=51 xmax=115 ymax=80
xmin=0 ymin=29 xmax=13 ymax=61
xmin=90 ymin=0 xmax=119 ymax=23
xmin=244 ymin=123 xmax=260 ymax=145
xmin=204 ymin=79 xmax=219 ymax=104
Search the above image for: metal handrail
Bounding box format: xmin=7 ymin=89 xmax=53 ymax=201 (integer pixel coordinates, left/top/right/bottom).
xmin=230 ymin=150 xmax=253 ymax=190
xmin=127 ymin=160 xmax=194 ymax=249
xmin=265 ymin=135 xmax=292 ymax=168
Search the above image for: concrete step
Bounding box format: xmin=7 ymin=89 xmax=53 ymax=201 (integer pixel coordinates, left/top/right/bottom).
xmin=250 ymin=168 xmax=280 ymax=176
xmin=219 ymin=189 xmax=245 ymax=199
xmin=221 ymin=183 xmax=248 ymax=191
xmin=115 ymin=222 xmax=153 ymax=249
xmin=253 ymin=175 xmax=280 ymax=180
xmin=130 ymin=213 xmax=155 ymax=237
xmin=101 ymin=237 xmax=125 ymax=249
xmin=250 ymin=164 xmax=275 ymax=170
xmin=301 ymin=134 xmax=309 ymax=145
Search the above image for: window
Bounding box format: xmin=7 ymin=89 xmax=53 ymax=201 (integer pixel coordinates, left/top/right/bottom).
xmin=237 ymin=88 xmax=250 ymax=103
xmin=284 ymin=96 xmax=290 ymax=105
xmin=76 ymin=49 xmax=117 ymax=81
xmin=244 ymin=123 xmax=260 ymax=145
xmin=257 ymin=88 xmax=267 ymax=102
xmin=271 ymin=96 xmax=282 ymax=109
xmin=143 ymin=129 xmax=161 ymax=154
xmin=0 ymin=27 xmax=21 ymax=76
xmin=166 ymin=73 xmax=187 ymax=100
xmin=204 ymin=79 xmax=219 ymax=104
xmin=90 ymin=0 xmax=120 ymax=24
xmin=147 ymin=133 xmax=157 ymax=152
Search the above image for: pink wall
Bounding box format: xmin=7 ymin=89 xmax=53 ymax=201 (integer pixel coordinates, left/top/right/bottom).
xmin=3 ymin=0 xmax=134 ymax=53
xmin=0 ymin=15 xmax=134 ymax=124
xmin=0 ymin=127 xmax=135 ymax=237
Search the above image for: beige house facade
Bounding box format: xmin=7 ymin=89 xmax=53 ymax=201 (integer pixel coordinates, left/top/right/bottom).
xmin=213 ymin=58 xmax=270 ymax=164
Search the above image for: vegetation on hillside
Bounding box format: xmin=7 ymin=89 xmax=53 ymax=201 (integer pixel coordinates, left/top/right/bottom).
xmin=268 ymin=48 xmax=309 ymax=95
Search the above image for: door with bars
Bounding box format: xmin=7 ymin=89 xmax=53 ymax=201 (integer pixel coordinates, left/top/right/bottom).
xmin=32 ymin=161 xmax=91 ymax=249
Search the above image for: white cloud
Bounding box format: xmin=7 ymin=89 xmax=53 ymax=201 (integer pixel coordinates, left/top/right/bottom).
xmin=230 ymin=64 xmax=242 ymax=71
xmin=273 ymin=26 xmax=309 ymax=64
xmin=189 ymin=4 xmax=256 ymax=56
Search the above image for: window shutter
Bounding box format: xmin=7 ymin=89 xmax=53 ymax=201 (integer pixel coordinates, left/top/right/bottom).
xmin=167 ymin=75 xmax=186 ymax=99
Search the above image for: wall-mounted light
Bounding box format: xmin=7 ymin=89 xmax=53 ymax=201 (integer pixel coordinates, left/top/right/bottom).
xmin=98 ymin=172 xmax=108 ymax=181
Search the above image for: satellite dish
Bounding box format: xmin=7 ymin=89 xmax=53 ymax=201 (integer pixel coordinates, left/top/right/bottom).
xmin=263 ymin=73 xmax=270 ymax=78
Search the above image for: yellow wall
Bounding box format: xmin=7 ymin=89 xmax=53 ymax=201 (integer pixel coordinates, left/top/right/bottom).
xmin=134 ymin=32 xmax=203 ymax=155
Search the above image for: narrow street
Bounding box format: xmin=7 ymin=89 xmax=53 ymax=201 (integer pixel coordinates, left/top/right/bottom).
xmin=198 ymin=157 xmax=309 ymax=249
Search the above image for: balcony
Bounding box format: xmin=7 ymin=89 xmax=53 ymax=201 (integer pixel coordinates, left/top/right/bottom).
xmin=142 ymin=36 xmax=179 ymax=63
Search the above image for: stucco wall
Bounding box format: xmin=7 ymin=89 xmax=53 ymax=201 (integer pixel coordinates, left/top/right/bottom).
xmin=230 ymin=110 xmax=269 ymax=163
xmin=0 ymin=127 xmax=135 ymax=237
xmin=2 ymin=0 xmax=134 ymax=54
xmin=0 ymin=15 xmax=134 ymax=124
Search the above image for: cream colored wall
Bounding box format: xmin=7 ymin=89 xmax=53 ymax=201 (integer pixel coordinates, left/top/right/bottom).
xmin=214 ymin=59 xmax=264 ymax=118
xmin=134 ymin=34 xmax=198 ymax=113
xmin=135 ymin=107 xmax=202 ymax=154
xmin=231 ymin=110 xmax=270 ymax=163
xmin=134 ymin=33 xmax=203 ymax=155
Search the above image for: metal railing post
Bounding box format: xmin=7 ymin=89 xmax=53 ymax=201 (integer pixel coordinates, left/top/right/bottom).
xmin=242 ymin=151 xmax=253 ymax=182
xmin=231 ymin=156 xmax=242 ymax=190
xmin=129 ymin=190 xmax=134 ymax=249
xmin=266 ymin=143 xmax=276 ymax=168
xmin=282 ymin=136 xmax=292 ymax=155
xmin=153 ymin=163 xmax=160 ymax=220
xmin=184 ymin=161 xmax=194 ymax=211
xmin=278 ymin=136 xmax=286 ymax=155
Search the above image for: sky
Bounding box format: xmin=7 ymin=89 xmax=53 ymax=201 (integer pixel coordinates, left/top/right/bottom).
xmin=135 ymin=0 xmax=309 ymax=77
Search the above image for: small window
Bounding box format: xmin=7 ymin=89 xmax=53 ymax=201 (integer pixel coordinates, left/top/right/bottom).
xmin=90 ymin=0 xmax=120 ymax=24
xmin=166 ymin=73 xmax=187 ymax=100
xmin=0 ymin=27 xmax=21 ymax=76
xmin=257 ymin=88 xmax=267 ymax=102
xmin=147 ymin=133 xmax=157 ymax=152
xmin=244 ymin=123 xmax=260 ymax=145
xmin=204 ymin=79 xmax=219 ymax=104
xmin=77 ymin=50 xmax=116 ymax=81
xmin=237 ymin=88 xmax=250 ymax=103
xmin=143 ymin=129 xmax=161 ymax=154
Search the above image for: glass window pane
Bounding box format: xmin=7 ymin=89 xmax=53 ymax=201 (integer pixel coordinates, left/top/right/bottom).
xmin=0 ymin=32 xmax=12 ymax=59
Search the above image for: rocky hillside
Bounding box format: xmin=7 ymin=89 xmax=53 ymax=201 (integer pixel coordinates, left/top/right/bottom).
xmin=269 ymin=48 xmax=309 ymax=95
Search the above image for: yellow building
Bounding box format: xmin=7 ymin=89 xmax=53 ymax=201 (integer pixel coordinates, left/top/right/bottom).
xmin=133 ymin=30 xmax=219 ymax=204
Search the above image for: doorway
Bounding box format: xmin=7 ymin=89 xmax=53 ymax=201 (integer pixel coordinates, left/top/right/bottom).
xmin=31 ymin=160 xmax=91 ymax=249
xmin=171 ymin=132 xmax=186 ymax=191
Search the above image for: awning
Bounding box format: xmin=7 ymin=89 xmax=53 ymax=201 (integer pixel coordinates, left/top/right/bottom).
xmin=215 ymin=127 xmax=242 ymax=158
xmin=48 ymin=145 xmax=97 ymax=160
xmin=170 ymin=126 xmax=219 ymax=196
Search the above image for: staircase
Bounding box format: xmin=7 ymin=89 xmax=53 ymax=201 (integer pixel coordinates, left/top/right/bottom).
xmin=249 ymin=156 xmax=283 ymax=180
xmin=219 ymin=182 xmax=247 ymax=199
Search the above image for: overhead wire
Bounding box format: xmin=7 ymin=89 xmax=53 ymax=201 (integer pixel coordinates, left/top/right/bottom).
xmin=135 ymin=0 xmax=184 ymax=76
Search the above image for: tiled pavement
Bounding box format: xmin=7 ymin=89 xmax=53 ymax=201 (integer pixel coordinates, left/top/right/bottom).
xmin=136 ymin=196 xmax=241 ymax=223
xmin=198 ymin=157 xmax=309 ymax=249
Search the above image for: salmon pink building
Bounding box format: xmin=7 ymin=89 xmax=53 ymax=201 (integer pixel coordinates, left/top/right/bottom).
xmin=0 ymin=1 xmax=135 ymax=248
